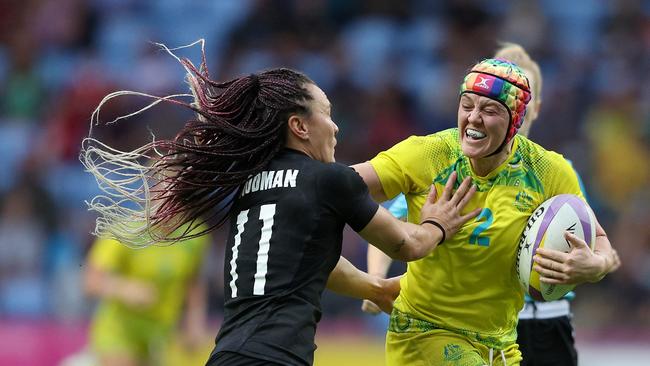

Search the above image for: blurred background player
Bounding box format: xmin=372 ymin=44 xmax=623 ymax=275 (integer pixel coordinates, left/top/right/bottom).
xmin=82 ymin=221 xmax=212 ymax=366
xmin=361 ymin=42 xmax=621 ymax=366
xmin=353 ymin=57 xmax=618 ymax=365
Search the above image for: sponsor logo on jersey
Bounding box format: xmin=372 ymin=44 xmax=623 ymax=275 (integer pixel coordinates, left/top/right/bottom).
xmin=240 ymin=169 xmax=299 ymax=197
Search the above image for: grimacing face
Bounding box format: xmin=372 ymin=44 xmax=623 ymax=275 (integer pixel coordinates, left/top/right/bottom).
xmin=304 ymin=83 xmax=339 ymax=163
xmin=457 ymin=93 xmax=510 ymax=160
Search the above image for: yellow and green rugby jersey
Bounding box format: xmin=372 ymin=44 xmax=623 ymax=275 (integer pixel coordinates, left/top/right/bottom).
xmin=370 ymin=128 xmax=583 ymax=347
xmin=88 ymin=223 xmax=211 ymax=329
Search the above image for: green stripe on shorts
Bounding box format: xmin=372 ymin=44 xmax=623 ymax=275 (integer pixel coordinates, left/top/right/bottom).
xmin=388 ymin=308 xmax=517 ymax=350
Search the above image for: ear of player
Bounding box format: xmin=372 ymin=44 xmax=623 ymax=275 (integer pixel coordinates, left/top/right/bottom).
xmin=420 ymin=172 xmax=482 ymax=244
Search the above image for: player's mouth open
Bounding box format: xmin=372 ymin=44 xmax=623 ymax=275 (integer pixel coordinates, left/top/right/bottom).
xmin=465 ymin=128 xmax=486 ymax=140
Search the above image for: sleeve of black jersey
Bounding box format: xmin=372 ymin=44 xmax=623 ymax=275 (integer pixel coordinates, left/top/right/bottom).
xmin=317 ymin=163 xmax=379 ymax=232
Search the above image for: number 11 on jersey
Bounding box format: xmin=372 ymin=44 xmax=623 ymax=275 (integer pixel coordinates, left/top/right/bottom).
xmin=229 ymin=204 xmax=276 ymax=297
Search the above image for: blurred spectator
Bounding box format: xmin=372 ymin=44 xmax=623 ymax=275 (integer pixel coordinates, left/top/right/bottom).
xmin=364 ymin=85 xmax=417 ymax=152
xmin=37 ymin=65 xmax=115 ymax=162
xmin=0 ymin=180 xmax=50 ymax=317
xmin=610 ymin=193 xmax=650 ymax=327
xmin=584 ymin=93 xmax=649 ymax=213
xmin=1 ymin=32 xmax=44 ymax=121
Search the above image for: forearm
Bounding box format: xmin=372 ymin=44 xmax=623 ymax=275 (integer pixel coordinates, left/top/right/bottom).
xmin=367 ymin=244 xmax=394 ymax=278
xmin=184 ymin=280 xmax=207 ymax=330
xmin=84 ymin=265 xmax=157 ymax=307
xmin=591 ymin=234 xmax=614 ymax=282
xmin=327 ymin=256 xmax=381 ymax=301
xmin=84 ymin=267 xmax=125 ymax=300
xmin=395 ymin=221 xmax=443 ymax=261
xmin=360 ymin=213 xmax=442 ymax=262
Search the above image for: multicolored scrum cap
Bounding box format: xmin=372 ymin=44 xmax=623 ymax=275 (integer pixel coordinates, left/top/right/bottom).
xmin=460 ymin=58 xmax=532 ymax=144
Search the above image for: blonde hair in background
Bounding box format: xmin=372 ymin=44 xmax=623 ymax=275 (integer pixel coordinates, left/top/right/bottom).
xmin=494 ymin=42 xmax=542 ymax=137
xmin=494 ymin=42 xmax=542 ymax=100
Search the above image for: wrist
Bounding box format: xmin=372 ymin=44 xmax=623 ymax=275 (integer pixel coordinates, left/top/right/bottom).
xmin=590 ymin=254 xmax=609 ymax=283
xmin=420 ymin=219 xmax=446 ymax=244
xmin=368 ymin=276 xmax=384 ymax=304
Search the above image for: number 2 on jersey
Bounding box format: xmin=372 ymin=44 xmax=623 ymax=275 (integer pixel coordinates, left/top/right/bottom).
xmin=469 ymin=208 xmax=493 ymax=246
xmin=229 ymin=204 xmax=276 ymax=298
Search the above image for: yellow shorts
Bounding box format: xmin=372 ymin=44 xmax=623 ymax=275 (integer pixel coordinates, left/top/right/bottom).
xmin=386 ymin=310 xmax=522 ymax=366
xmin=90 ymin=307 xmax=172 ymax=362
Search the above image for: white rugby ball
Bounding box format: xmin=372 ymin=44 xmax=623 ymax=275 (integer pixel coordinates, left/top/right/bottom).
xmin=516 ymin=194 xmax=596 ymax=302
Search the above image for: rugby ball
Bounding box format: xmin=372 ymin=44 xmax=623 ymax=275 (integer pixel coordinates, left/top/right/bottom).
xmin=516 ymin=194 xmax=596 ymax=301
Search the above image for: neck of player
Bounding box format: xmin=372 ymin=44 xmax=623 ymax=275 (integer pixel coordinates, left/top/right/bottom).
xmin=469 ymin=140 xmax=513 ymax=177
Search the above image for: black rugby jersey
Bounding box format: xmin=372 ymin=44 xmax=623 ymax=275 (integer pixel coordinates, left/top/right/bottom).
xmin=211 ymin=149 xmax=379 ymax=366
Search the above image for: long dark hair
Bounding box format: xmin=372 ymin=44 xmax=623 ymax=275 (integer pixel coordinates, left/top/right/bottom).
xmin=81 ymin=43 xmax=314 ymax=246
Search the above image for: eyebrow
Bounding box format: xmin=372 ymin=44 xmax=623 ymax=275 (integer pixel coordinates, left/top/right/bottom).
xmin=462 ymin=95 xmax=507 ymax=113
xmin=483 ymin=100 xmax=502 ymax=108
xmin=476 ymin=98 xmax=505 ymax=111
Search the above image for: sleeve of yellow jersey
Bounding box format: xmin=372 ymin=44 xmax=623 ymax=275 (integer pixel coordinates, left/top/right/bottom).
xmin=548 ymin=154 xmax=585 ymax=200
xmin=369 ymin=135 xmax=437 ymax=200
xmin=88 ymin=237 xmax=126 ymax=272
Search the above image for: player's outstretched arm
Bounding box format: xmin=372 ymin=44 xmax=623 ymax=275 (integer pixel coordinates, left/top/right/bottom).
xmin=362 ymin=197 xmax=406 ymax=315
xmin=326 ymin=256 xmax=401 ymax=314
xmin=180 ymin=278 xmax=208 ymax=350
xmin=367 ymin=244 xmax=394 ymax=280
xmin=534 ymin=217 xmax=619 ymax=285
xmin=358 ymin=171 xmax=481 ymax=262
xmin=361 ymin=245 xmax=396 ymax=315
xmin=84 ymin=264 xmax=158 ymax=308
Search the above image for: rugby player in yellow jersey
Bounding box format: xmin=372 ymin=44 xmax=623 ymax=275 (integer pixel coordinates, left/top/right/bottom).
xmin=360 ymin=44 xmax=621 ymax=366
xmin=352 ymin=58 xmax=618 ymax=365
xmin=83 ymin=222 xmax=211 ymax=366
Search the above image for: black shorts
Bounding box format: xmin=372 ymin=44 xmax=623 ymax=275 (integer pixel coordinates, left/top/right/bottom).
xmin=206 ymin=351 xmax=284 ymax=366
xmin=517 ymin=315 xmax=577 ymax=366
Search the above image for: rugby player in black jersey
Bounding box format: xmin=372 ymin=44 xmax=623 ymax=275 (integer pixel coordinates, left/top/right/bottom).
xmin=82 ymin=59 xmax=480 ymax=365
xmin=206 ymin=70 xmax=483 ymax=366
